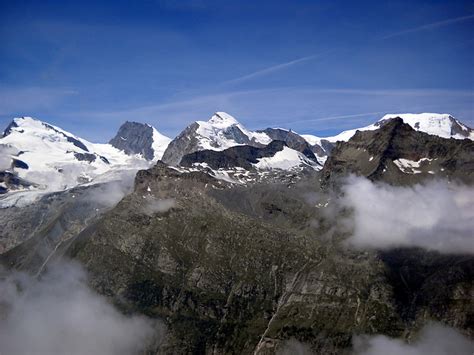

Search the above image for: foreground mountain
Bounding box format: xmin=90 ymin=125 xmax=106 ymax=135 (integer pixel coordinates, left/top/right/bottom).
xmin=60 ymin=159 xmax=472 ymax=353
xmin=109 ymin=121 xmax=171 ymax=161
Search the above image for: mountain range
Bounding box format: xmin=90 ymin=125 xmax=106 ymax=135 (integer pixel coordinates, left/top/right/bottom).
xmin=1 ymin=111 xmax=471 ymax=207
xmin=0 ymin=111 xmax=473 ymax=354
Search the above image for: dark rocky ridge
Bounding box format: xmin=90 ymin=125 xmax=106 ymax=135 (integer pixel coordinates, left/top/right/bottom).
xmin=60 ymin=162 xmax=473 ymax=353
xmin=180 ymin=140 xmax=317 ymax=170
xmin=2 ymin=120 xmax=20 ymax=137
xmin=321 ymin=118 xmax=474 ymax=187
xmin=161 ymin=122 xmax=206 ymax=166
xmin=42 ymin=122 xmax=90 ymax=152
xmin=256 ymin=128 xmax=318 ymax=160
xmin=11 ymin=158 xmax=29 ymax=169
xmin=109 ymin=121 xmax=155 ymax=160
xmin=72 ymin=152 xmax=110 ymax=164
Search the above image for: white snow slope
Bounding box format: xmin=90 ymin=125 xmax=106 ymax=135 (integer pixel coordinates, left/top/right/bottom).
xmin=254 ymin=146 xmax=319 ymax=171
xmin=302 ymin=113 xmax=473 ymax=145
xmin=151 ymin=126 xmax=172 ymax=160
xmin=0 ymin=117 xmax=151 ymax=206
xmin=193 ymin=112 xmax=272 ymax=151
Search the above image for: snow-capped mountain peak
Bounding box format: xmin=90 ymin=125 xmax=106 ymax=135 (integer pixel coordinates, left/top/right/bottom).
xmin=3 ymin=116 xmax=90 ymax=152
xmin=207 ymin=112 xmax=240 ymax=127
xmin=162 ymin=112 xmax=272 ymax=165
xmin=195 ymin=111 xmax=271 ymax=149
xmin=377 ymin=113 xmax=473 ymax=140
xmin=304 ymin=112 xmax=473 ymax=146
xmin=0 ymin=117 xmax=151 ymax=206
xmin=151 ymin=126 xmax=172 ymax=161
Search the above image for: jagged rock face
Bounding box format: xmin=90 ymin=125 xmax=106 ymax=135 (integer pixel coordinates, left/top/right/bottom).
xmin=2 ymin=120 xmax=20 ymax=137
xmin=449 ymin=116 xmax=474 ymax=137
xmin=63 ymin=163 xmax=473 ymax=354
xmin=109 ymin=121 xmax=156 ymax=160
xmin=318 ymin=139 xmax=335 ymax=155
xmin=257 ymin=128 xmax=317 ymax=160
xmin=321 ymin=118 xmax=474 ymax=187
xmin=161 ymin=122 xmax=206 ymax=166
xmin=180 ymin=140 xmax=288 ymax=170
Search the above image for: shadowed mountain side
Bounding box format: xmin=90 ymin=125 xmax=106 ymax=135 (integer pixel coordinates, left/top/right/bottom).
xmin=321 ymin=118 xmax=474 ymax=187
xmin=63 ymin=162 xmax=473 ymax=353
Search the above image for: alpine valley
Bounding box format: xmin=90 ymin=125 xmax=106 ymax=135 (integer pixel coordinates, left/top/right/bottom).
xmin=0 ymin=112 xmax=473 ymax=354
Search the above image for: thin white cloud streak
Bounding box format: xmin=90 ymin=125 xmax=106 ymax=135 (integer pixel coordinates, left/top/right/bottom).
xmin=381 ymin=14 xmax=474 ymax=39
xmin=0 ymin=87 xmax=77 ymax=116
xmin=76 ymin=87 xmax=472 ymax=121
xmin=221 ymin=53 xmax=328 ymax=86
xmin=311 ymin=88 xmax=474 ymax=97
xmin=61 ymin=86 xmax=473 ymax=140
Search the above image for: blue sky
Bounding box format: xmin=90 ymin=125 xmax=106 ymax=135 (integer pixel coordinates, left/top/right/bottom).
xmin=1 ymin=0 xmax=473 ymax=141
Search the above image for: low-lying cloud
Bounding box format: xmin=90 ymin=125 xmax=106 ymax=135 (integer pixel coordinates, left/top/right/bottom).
xmin=84 ymin=170 xmax=137 ymax=208
xmin=275 ymin=322 xmax=473 ymax=355
xmin=142 ymin=197 xmax=176 ymax=215
xmin=277 ymin=338 xmax=314 ymax=355
xmin=0 ymin=260 xmax=163 ymax=355
xmin=0 ymin=144 xmax=19 ymax=170
xmin=353 ymin=322 xmax=473 ymax=355
xmin=339 ymin=176 xmax=474 ymax=254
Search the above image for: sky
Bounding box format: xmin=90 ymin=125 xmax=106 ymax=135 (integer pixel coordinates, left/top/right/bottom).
xmin=0 ymin=0 xmax=473 ymax=142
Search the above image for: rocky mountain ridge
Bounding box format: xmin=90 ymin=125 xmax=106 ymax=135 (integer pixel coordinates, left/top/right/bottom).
xmin=321 ymin=118 xmax=474 ymax=187
xmin=1 ymin=117 xmax=472 ymax=353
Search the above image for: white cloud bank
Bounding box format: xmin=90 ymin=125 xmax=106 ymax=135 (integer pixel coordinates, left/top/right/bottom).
xmin=0 ymin=261 xmax=163 ymax=355
xmin=339 ymin=176 xmax=474 ymax=254
xmin=353 ymin=322 xmax=473 ymax=355
xmin=276 ymin=323 xmax=473 ymax=355
xmin=277 ymin=338 xmax=314 ymax=355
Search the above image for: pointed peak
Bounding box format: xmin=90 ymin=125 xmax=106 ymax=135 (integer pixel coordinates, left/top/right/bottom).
xmin=3 ymin=117 xmax=46 ymax=137
xmin=207 ymin=112 xmax=239 ymax=127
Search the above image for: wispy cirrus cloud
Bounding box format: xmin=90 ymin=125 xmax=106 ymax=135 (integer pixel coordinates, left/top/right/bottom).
xmin=221 ymin=52 xmax=330 ymax=86
xmin=381 ymin=14 xmax=474 ymax=39
xmin=0 ymin=86 xmax=77 ymax=116
xmin=62 ymin=86 xmax=473 ymax=141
